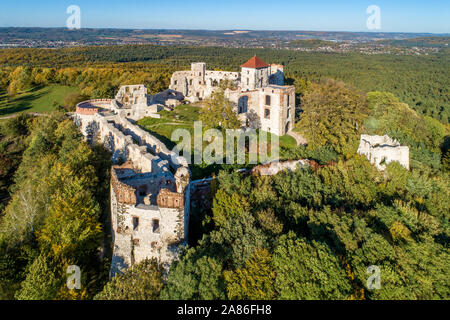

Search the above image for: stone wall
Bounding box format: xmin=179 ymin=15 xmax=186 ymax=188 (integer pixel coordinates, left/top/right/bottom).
xmin=148 ymin=89 xmax=184 ymax=108
xmin=169 ymin=59 xmax=294 ymax=136
xmin=109 ymin=162 xmax=188 ymax=276
xmin=75 ymin=106 xmax=98 ymax=115
xmin=75 ymin=112 xmax=176 ymax=174
xmin=269 ymin=64 xmax=284 ymax=86
xmin=241 ymin=66 xmax=269 ymax=91
xmin=115 ymin=85 xmax=148 ymax=108
xmin=226 ymin=85 xmax=295 ymax=135
xmin=251 ymin=159 xmax=310 ymax=176
xmin=74 ymin=101 xmax=191 ymax=277
xmin=169 ymin=63 xmax=240 ymax=102
xmin=357 ymin=134 xmax=410 ymax=170
xmin=157 ymin=188 xmax=185 ymax=209
xmin=115 ymin=116 xmax=188 ymax=169
xmin=111 ymin=165 xmax=137 ymax=205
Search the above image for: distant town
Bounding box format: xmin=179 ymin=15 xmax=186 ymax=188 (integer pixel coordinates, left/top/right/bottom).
xmin=0 ymin=28 xmax=448 ymax=55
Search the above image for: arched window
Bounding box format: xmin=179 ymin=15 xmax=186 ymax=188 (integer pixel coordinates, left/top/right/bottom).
xmin=238 ymin=96 xmax=248 ymax=114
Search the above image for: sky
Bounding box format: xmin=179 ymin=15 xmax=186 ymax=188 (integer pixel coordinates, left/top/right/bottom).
xmin=0 ymin=0 xmax=449 ymax=33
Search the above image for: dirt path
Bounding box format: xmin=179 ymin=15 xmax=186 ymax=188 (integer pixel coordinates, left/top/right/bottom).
xmin=0 ymin=112 xmax=47 ymax=120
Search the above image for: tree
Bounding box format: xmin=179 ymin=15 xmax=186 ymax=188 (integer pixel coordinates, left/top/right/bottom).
xmin=256 ymin=208 xmax=283 ymax=236
xmin=7 ymin=66 xmax=32 ymax=95
xmin=318 ymin=156 xmax=380 ymax=209
xmin=95 ymin=258 xmax=164 ymax=300
xmin=63 ymin=92 xmax=88 ymax=111
xmin=161 ymin=248 xmax=226 ymax=300
xmin=0 ymin=114 xmax=108 ymax=299
xmin=272 ymin=232 xmax=352 ymax=299
xmin=0 ymin=113 xmax=30 ymax=137
xmin=37 ymin=171 xmax=102 ymax=262
xmin=295 ymin=79 xmax=369 ymax=155
xmin=224 ymin=248 xmax=276 ymax=300
xmin=211 ymin=189 xmax=249 ymax=227
xmin=15 ymin=253 xmax=60 ymax=300
xmin=366 ymin=91 xmax=446 ymax=153
xmin=381 ymin=161 xmax=410 ymax=198
xmin=199 ymin=89 xmax=241 ymax=130
xmin=209 ymin=211 xmax=268 ymax=268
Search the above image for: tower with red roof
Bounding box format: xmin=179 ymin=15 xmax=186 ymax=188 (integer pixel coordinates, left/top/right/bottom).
xmin=240 ymin=55 xmax=270 ymax=91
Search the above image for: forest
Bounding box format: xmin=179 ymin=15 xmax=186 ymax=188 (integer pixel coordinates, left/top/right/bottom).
xmin=0 ymin=45 xmax=448 ymax=122
xmin=0 ymin=113 xmax=111 ymax=299
xmin=0 ymin=45 xmax=448 ymax=300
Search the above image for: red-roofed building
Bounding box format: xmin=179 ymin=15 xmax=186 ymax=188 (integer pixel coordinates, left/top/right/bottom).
xmin=240 ymin=56 xmax=270 ymax=69
xmin=240 ymin=56 xmax=272 ymax=91
xmin=169 ymin=56 xmax=294 ymax=135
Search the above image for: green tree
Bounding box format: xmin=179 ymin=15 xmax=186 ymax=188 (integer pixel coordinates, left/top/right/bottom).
xmin=63 ymin=92 xmax=88 ymax=111
xmin=15 ymin=253 xmax=60 ymax=300
xmin=199 ymin=89 xmax=241 ymax=130
xmin=161 ymin=248 xmax=226 ymax=300
xmin=95 ymin=259 xmax=164 ymax=300
xmin=211 ymin=189 xmax=249 ymax=227
xmin=224 ymin=248 xmax=276 ymax=300
xmin=295 ymin=79 xmax=369 ymax=155
xmin=273 ymin=232 xmax=352 ymax=299
xmin=210 ymin=211 xmax=268 ymax=268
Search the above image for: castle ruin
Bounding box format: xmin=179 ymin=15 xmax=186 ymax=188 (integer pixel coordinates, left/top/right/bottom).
xmin=72 ymin=57 xmax=298 ymax=276
xmin=74 ymin=90 xmax=190 ymax=276
xmin=170 ymin=56 xmax=295 ymax=136
xmin=357 ymin=134 xmax=410 ymax=170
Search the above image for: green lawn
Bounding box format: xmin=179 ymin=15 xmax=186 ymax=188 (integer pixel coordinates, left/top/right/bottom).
xmin=279 ymin=134 xmax=297 ymax=149
xmin=137 ymin=104 xmax=200 ymax=149
xmin=137 ymin=104 xmax=298 ymax=179
xmin=138 ymin=105 xmax=297 ymax=150
xmin=0 ymin=85 xmax=80 ymax=116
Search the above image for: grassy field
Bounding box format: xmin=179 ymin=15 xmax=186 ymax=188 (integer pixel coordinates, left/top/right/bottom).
xmin=0 ymin=85 xmax=80 ymax=116
xmin=138 ymin=104 xmax=297 ymax=149
xmin=137 ymin=105 xmax=200 ymax=149
xmin=137 ymin=104 xmax=298 ymax=179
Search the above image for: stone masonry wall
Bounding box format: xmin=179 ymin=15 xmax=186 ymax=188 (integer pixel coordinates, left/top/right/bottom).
xmin=357 ymin=134 xmax=410 ymax=170
xmin=74 ymin=98 xmax=191 ymax=277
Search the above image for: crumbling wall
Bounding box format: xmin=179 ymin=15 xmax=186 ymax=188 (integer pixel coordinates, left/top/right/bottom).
xmin=74 ymin=84 xmax=195 ymax=277
xmin=157 ymin=188 xmax=185 ymax=209
xmin=116 ymin=116 xmax=188 ymax=169
xmin=269 ymin=64 xmax=284 ymax=86
xmin=357 ymin=134 xmax=410 ymax=170
xmin=251 ymin=159 xmax=310 ymax=176
xmin=110 ymin=168 xmax=188 ymax=276
xmin=126 ymin=144 xmax=154 ymax=173
xmin=169 ymin=62 xmax=240 ymax=102
xmin=115 ymin=85 xmax=148 ymax=108
xmin=174 ymin=166 xmax=190 ymax=193
xmin=109 ymin=183 xmax=133 ymax=277
xmin=111 ymin=166 xmax=137 ymax=204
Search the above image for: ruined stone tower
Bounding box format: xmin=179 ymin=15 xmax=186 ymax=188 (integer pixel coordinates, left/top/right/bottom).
xmin=241 ymin=56 xmax=270 ymax=91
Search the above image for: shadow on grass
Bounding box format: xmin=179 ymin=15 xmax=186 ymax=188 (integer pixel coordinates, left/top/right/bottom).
xmin=0 ymin=87 xmax=47 ymax=116
xmin=141 ymin=127 xmax=177 ymax=150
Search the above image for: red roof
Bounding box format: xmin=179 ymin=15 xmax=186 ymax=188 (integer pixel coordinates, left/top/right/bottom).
xmin=241 ymin=56 xmax=270 ymax=69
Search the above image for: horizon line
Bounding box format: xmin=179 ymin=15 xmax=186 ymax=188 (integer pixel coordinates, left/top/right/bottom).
xmin=0 ymin=26 xmax=448 ymax=35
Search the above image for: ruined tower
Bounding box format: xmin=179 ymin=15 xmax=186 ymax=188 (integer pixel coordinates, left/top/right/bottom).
xmin=240 ymin=56 xmax=270 ymax=91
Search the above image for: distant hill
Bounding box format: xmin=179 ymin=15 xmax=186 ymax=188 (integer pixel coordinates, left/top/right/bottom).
xmin=0 ymin=27 xmax=448 ymax=48
xmin=374 ymin=37 xmax=450 ymax=48
xmin=288 ymin=39 xmax=338 ymax=48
